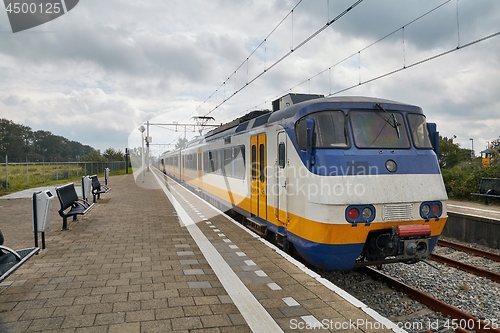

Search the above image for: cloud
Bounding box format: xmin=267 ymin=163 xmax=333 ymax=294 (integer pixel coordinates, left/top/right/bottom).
xmin=0 ymin=87 xmax=143 ymax=151
xmin=0 ymin=0 xmax=499 ymax=154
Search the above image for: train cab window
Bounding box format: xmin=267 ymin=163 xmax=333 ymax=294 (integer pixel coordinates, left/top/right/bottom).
xmin=295 ymin=111 xmax=348 ymax=149
xmin=350 ymin=111 xmax=410 ymax=149
xmin=407 ymin=114 xmax=433 ymax=149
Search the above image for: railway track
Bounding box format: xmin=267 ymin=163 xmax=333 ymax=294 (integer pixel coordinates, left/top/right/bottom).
xmin=431 ymin=239 xmax=500 ymax=283
xmin=430 ymin=253 xmax=500 ymax=283
xmin=166 ymin=172 xmax=498 ymax=332
xmin=363 ymin=267 xmax=500 ymax=333
xmin=321 ymin=239 xmax=500 ymax=333
xmin=437 ymin=239 xmax=500 ymax=262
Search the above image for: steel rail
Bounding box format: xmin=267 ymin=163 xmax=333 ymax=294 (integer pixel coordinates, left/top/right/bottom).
xmin=364 ymin=267 xmax=500 ymax=333
xmin=437 ymin=239 xmax=500 ymax=262
xmin=430 ymin=253 xmax=500 ymax=283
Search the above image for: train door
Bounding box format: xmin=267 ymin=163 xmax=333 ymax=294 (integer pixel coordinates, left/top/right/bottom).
xmin=250 ymin=133 xmax=267 ymax=220
xmin=276 ymin=131 xmax=287 ymax=223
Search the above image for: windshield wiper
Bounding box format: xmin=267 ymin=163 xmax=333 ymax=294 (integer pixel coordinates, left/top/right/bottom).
xmin=375 ymin=103 xmax=400 ymax=138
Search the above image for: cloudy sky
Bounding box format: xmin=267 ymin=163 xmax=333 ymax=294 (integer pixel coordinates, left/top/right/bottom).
xmin=0 ymin=0 xmax=499 ymax=157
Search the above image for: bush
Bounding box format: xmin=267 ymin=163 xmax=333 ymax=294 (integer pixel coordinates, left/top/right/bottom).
xmin=442 ymin=158 xmax=500 ymax=200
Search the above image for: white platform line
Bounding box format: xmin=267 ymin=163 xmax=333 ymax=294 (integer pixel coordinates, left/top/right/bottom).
xmin=152 ymin=171 xmax=283 ymax=333
xmin=153 ymin=169 xmax=405 ymax=333
xmin=448 ymin=204 xmax=500 ymax=216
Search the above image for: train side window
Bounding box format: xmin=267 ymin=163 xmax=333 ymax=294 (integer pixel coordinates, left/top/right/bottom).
xmin=234 ymin=146 xmax=245 ymax=179
xmin=203 ymin=151 xmax=208 ymax=174
xmin=224 ymin=148 xmax=233 ymax=176
xmin=209 ymin=151 xmax=215 ymax=173
xmin=251 ymin=145 xmax=257 ymax=180
xmin=216 ymin=150 xmax=222 ymax=174
xmin=278 ymin=143 xmax=286 ymax=168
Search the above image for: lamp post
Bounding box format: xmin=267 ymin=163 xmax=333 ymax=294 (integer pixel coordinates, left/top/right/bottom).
xmin=146 ymin=121 xmax=150 ymax=172
xmin=138 ymin=125 xmax=146 ymax=182
xmin=469 ymin=138 xmax=474 ymax=158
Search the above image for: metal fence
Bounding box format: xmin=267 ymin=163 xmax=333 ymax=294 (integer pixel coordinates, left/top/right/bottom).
xmin=0 ymin=161 xmax=126 ymax=189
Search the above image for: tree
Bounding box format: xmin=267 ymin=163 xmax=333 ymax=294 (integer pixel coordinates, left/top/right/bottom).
xmin=0 ymin=118 xmax=100 ymax=162
xmin=81 ymin=151 xmax=102 ymax=162
xmin=175 ymin=137 xmax=188 ymax=149
xmin=102 ymin=148 xmax=124 ymax=161
xmin=438 ymin=136 xmax=469 ymax=169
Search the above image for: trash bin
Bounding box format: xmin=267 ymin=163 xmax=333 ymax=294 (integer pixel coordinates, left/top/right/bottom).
xmin=32 ymin=190 xmax=54 ymax=233
xmin=82 ymin=176 xmax=92 ymax=203
xmin=105 ymin=167 xmax=110 ymax=185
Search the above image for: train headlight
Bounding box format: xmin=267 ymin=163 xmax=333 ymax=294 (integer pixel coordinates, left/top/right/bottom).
xmin=421 ymin=204 xmax=431 ymax=216
xmin=346 ymin=205 xmax=375 ymax=226
xmin=420 ymin=201 xmax=442 ymax=220
xmin=385 ymin=159 xmax=397 ymax=173
xmin=362 ymin=207 xmax=373 ymax=220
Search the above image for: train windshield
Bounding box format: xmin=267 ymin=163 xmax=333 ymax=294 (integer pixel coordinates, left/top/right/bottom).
xmin=407 ymin=114 xmax=433 ymax=149
xmin=296 ymin=111 xmax=348 ymax=148
xmin=350 ymin=111 xmax=410 ymax=148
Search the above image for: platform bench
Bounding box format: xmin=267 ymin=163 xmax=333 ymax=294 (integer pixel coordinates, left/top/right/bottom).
xmin=55 ymin=183 xmax=94 ymax=230
xmin=0 ymin=230 xmax=39 ymax=283
xmin=91 ymin=175 xmax=111 ymax=203
xmin=470 ymin=177 xmax=500 ymax=205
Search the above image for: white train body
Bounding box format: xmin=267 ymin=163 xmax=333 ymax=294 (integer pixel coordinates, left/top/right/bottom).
xmin=160 ymin=94 xmax=448 ymax=270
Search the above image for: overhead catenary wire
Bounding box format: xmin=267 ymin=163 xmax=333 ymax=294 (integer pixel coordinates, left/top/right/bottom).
xmin=216 ymin=0 xmax=453 ymax=124
xmin=331 ymin=30 xmax=500 ymax=96
xmin=183 ymin=0 xmax=305 ymax=122
xmin=216 ymin=0 xmax=498 ymax=125
xmin=162 ymin=0 xmax=496 ymax=142
xmin=183 ymin=0 xmax=364 ymax=121
xmin=219 ymin=17 xmax=500 ymax=124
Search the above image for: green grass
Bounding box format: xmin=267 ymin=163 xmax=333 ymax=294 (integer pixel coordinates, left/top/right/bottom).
xmin=0 ymin=163 xmax=127 ymax=196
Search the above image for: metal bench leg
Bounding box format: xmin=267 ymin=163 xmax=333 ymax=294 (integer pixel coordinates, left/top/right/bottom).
xmin=62 ymin=217 xmax=69 ymax=231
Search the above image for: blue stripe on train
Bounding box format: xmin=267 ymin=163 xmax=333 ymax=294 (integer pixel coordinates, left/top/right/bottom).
xmin=287 ymin=233 xmax=441 ymax=271
xmin=283 ymin=139 xmax=441 ymax=176
xmin=287 ymin=233 xmax=363 ymax=271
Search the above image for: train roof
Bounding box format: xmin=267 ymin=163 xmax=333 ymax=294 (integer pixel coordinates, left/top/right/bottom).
xmin=203 ymin=94 xmax=422 ymax=142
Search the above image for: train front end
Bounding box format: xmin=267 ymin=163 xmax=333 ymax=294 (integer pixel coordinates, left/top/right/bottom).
xmin=282 ymin=96 xmax=448 ymax=271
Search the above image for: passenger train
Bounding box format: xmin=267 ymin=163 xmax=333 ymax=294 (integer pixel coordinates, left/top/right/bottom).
xmin=160 ymin=93 xmax=448 ymax=271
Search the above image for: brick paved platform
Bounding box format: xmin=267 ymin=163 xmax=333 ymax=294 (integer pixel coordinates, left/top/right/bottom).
xmin=0 ymin=171 xmax=400 ymax=333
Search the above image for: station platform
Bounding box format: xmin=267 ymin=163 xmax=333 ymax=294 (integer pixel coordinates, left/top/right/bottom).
xmin=445 ymin=199 xmax=500 ymax=249
xmin=447 ymin=199 xmax=500 ymax=220
xmin=0 ymin=171 xmax=405 ymax=333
